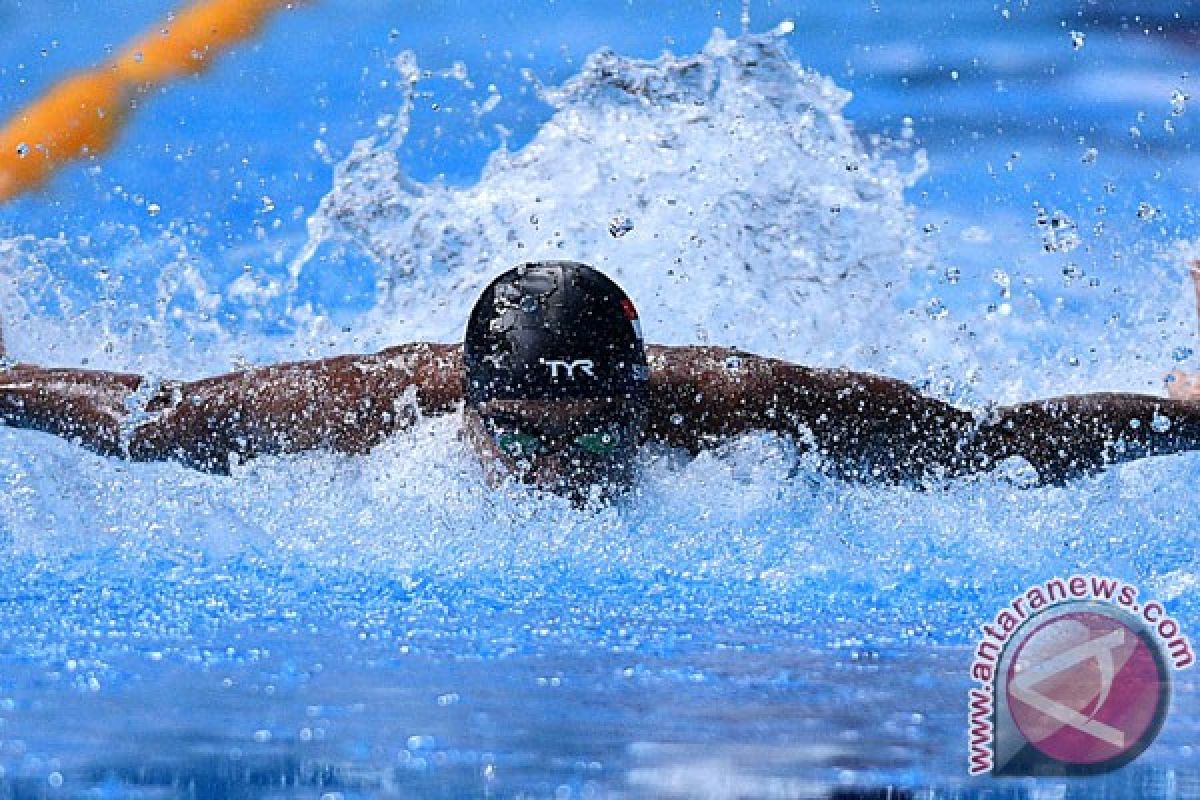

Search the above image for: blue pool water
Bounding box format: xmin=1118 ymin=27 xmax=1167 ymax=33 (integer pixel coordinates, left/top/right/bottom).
xmin=1 ymin=1 xmax=1199 ymax=797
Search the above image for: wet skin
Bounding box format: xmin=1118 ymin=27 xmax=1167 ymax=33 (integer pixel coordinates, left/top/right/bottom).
xmin=5 ymin=338 xmax=1200 ymax=493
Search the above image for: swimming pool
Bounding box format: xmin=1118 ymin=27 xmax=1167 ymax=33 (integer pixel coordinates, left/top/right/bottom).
xmin=1 ymin=1 xmax=1198 ymax=797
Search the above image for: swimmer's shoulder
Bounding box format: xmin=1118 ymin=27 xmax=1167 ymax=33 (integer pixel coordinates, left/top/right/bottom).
xmin=643 ymin=343 xmax=926 ymax=401
xmin=367 ymin=342 xmax=464 ymax=372
xmin=646 ymin=343 xmax=815 ymax=380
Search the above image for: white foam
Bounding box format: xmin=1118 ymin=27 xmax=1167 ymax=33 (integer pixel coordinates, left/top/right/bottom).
xmin=294 ymin=27 xmax=931 ymax=367
xmin=0 ymin=29 xmax=1197 ymax=653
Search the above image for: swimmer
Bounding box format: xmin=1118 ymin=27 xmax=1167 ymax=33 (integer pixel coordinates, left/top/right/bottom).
xmin=3 ymin=260 xmax=1200 ymax=502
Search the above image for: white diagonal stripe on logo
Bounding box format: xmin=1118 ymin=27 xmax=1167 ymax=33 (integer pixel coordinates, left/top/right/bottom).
xmin=1009 ymin=629 xmax=1126 ymax=748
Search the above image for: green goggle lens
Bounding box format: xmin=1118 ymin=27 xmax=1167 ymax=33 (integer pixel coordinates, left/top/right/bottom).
xmin=494 ymin=431 xmax=545 ymax=458
xmin=490 ymin=427 xmax=625 ymax=458
xmin=572 ymin=431 xmax=622 ymax=455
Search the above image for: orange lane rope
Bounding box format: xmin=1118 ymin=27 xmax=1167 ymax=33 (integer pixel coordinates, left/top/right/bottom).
xmin=0 ymin=0 xmax=297 ymax=203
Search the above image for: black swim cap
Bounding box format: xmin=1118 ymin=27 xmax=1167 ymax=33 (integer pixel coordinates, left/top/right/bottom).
xmin=464 ymin=261 xmax=650 ymax=405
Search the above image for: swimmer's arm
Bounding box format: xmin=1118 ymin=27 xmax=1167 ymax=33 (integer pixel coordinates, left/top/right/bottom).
xmin=0 ymin=343 xmax=464 ymax=473
xmin=994 ymin=261 xmax=1200 ymax=482
xmin=0 ymin=364 xmax=144 ymax=458
xmin=645 ymin=345 xmax=1200 ymax=485
xmin=644 ymin=345 xmax=979 ymax=482
xmin=975 ymin=393 xmax=1200 ymax=484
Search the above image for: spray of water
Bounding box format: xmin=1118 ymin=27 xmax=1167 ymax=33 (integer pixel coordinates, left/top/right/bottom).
xmin=0 ymin=28 xmax=1197 ymax=664
xmin=292 ymin=26 xmax=932 ymax=369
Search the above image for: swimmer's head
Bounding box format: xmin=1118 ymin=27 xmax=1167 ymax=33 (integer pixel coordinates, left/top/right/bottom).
xmin=462 ymin=261 xmax=650 ymax=501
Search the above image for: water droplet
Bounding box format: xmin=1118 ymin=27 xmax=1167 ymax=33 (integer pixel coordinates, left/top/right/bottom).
xmin=1171 ymin=88 xmax=1188 ymax=116
xmin=670 ymin=413 xmax=684 ymax=426
xmin=1036 ymin=207 xmax=1080 ymax=252
xmin=1069 ymin=30 xmax=1086 ymax=50
xmin=608 ymin=215 xmax=634 ymax=238
xmin=15 ymin=142 xmax=28 ymax=158
xmin=1137 ymin=202 xmax=1159 ymax=221
xmin=146 ymin=203 xmax=161 ymax=217
xmin=724 ymin=355 xmax=742 ymax=370
xmin=1152 ymin=413 xmax=1172 ymax=433
xmin=1081 ymin=147 xmax=1098 ymax=164
xmin=519 ymin=295 xmax=540 ymax=313
xmin=925 ymin=297 xmax=948 ymax=320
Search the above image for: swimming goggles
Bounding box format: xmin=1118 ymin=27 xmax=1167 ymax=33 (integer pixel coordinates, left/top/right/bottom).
xmin=481 ymin=414 xmax=632 ymax=459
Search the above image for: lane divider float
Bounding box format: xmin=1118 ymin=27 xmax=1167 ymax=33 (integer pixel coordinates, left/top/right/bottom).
xmin=0 ymin=0 xmax=298 ymax=203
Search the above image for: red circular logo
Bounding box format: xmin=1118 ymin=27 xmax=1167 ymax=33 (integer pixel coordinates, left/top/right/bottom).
xmin=1005 ymin=609 xmax=1168 ymax=767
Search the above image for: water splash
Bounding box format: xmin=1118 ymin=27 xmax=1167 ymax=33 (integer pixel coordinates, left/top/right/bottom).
xmin=0 ymin=28 xmax=1196 ymax=642
xmin=293 ymin=26 xmax=931 ymax=366
xmin=1 ymin=26 xmax=1199 ymax=796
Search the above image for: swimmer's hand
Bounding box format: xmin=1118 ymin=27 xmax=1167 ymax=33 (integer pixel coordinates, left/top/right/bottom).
xmin=1166 ymin=260 xmax=1200 ymax=401
xmin=1167 ymin=370 xmax=1200 ymax=401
